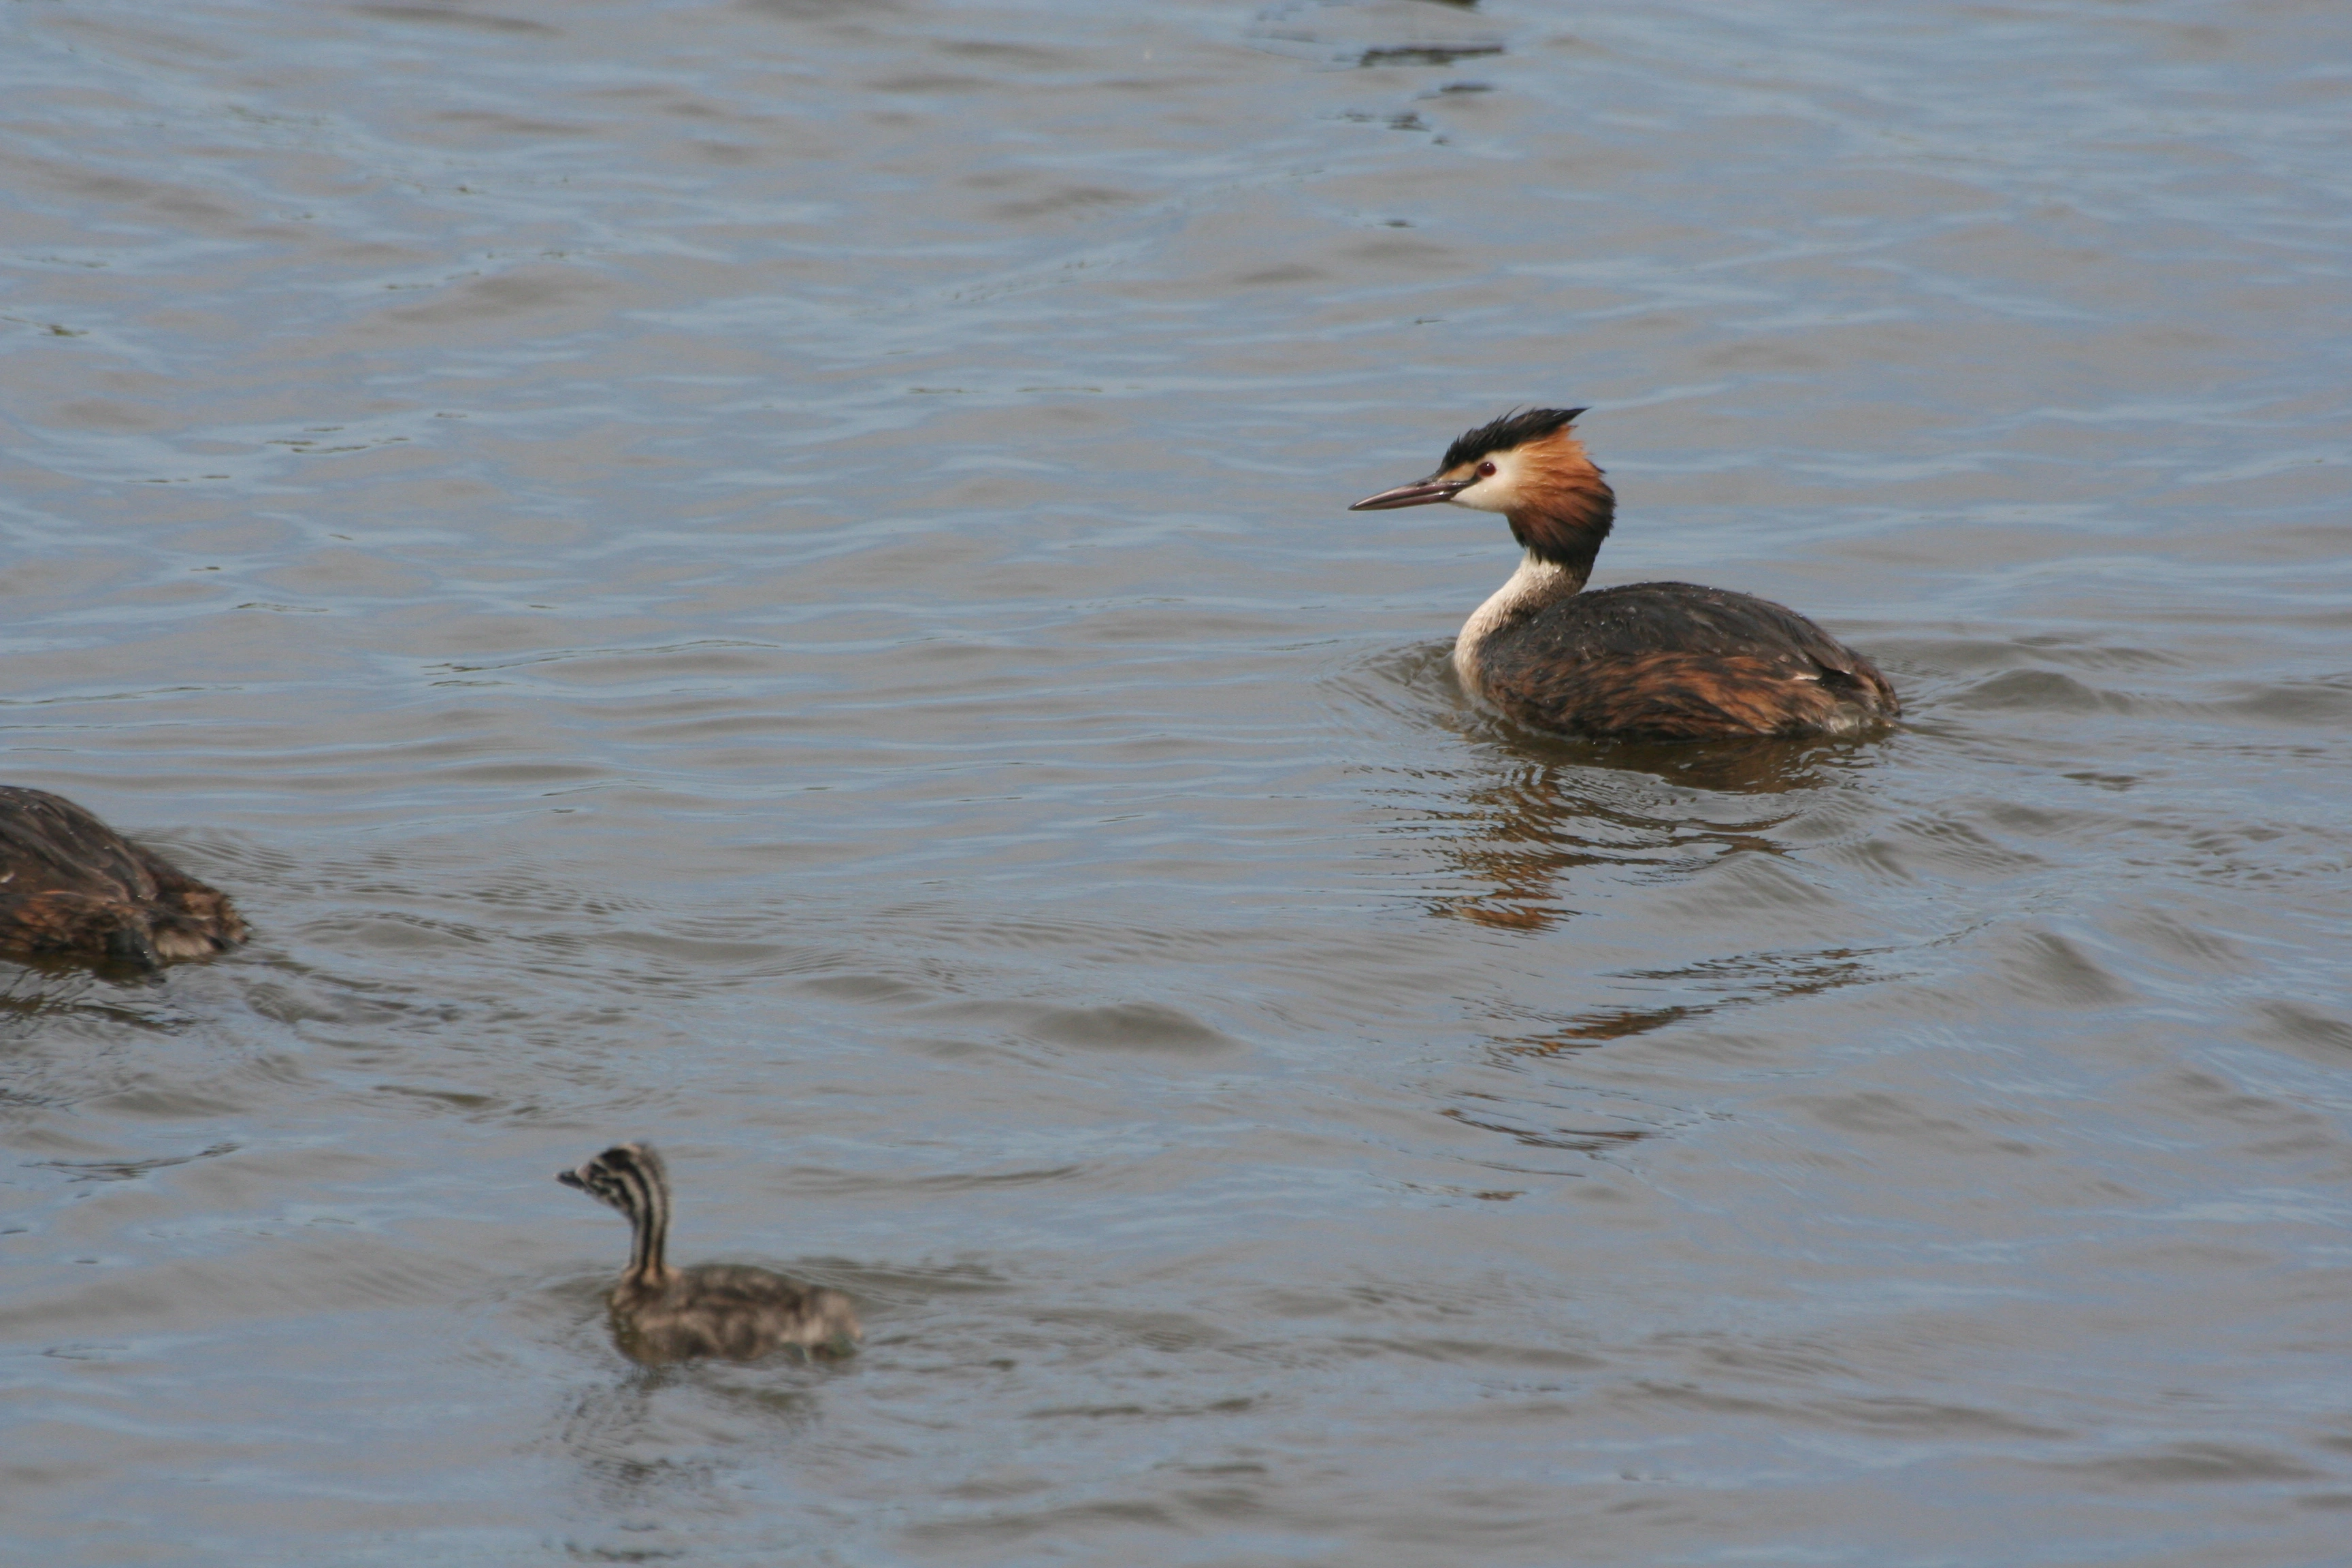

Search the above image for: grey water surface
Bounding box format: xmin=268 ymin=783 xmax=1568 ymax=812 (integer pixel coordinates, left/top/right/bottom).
xmin=4 ymin=1 xmax=2351 ymax=1563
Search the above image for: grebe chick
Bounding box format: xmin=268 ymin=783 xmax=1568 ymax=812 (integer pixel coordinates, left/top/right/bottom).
xmin=557 ymin=1142 xmax=860 ymax=1364
xmin=1352 ymin=408 xmax=1898 ymax=740
xmin=0 ymin=786 xmax=246 ymax=969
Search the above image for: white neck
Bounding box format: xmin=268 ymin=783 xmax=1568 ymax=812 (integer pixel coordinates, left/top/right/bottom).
xmin=1453 ymin=552 xmax=1574 ymax=689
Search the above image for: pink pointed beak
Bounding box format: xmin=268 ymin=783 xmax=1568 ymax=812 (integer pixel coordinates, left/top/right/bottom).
xmin=1348 ymin=476 xmax=1471 ymax=510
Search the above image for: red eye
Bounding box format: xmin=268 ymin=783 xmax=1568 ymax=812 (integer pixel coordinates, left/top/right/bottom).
xmin=1476 ymin=461 xmax=1497 ymax=478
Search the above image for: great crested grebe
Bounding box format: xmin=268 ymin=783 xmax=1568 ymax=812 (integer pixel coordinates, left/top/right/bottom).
xmin=1352 ymin=408 xmax=1899 ymax=740
xmin=0 ymin=786 xmax=246 ymax=968
xmin=558 ymin=1142 xmax=861 ymax=1364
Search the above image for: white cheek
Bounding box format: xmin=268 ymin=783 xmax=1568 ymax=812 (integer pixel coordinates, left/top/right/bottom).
xmin=1450 ymin=472 xmax=1512 ymax=513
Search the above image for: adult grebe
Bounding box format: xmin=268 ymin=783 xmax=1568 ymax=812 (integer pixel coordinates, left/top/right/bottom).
xmin=1351 ymin=408 xmax=1899 ymax=740
xmin=0 ymin=786 xmax=246 ymax=968
xmin=557 ymin=1142 xmax=861 ymax=1364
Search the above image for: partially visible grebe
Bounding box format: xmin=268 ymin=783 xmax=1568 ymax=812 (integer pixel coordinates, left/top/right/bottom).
xmin=0 ymin=786 xmax=246 ymax=969
xmin=1351 ymin=408 xmax=1898 ymax=740
xmin=557 ymin=1142 xmax=861 ymax=1364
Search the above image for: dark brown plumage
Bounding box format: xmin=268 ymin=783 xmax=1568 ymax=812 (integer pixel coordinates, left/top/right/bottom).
xmin=1350 ymin=408 xmax=1898 ymax=740
xmin=557 ymin=1141 xmax=861 ymax=1365
xmin=0 ymin=786 xmax=246 ymax=969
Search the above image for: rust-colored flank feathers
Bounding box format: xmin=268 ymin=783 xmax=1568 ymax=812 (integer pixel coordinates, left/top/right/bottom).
xmin=557 ymin=1141 xmax=861 ymax=1365
xmin=0 ymin=786 xmax=247 ymax=969
xmin=1350 ymin=408 xmax=1898 ymax=740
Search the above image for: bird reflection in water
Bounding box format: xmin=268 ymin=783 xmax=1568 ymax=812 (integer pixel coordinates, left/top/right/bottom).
xmin=1488 ymin=941 xmax=1889 ymax=1062
xmin=1424 ymin=734 xmax=1840 ymax=934
xmin=549 ymin=1370 xmax=822 ymax=1535
xmin=1422 ymin=736 xmax=1897 ymax=1069
xmin=1441 ymin=938 xmax=1891 ymax=1169
xmin=1441 ymin=1098 xmax=1658 ymax=1155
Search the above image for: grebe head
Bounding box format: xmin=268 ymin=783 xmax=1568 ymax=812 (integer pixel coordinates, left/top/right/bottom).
xmin=558 ymin=1141 xmax=667 ymax=1210
xmin=1349 ymin=407 xmax=1592 ymax=513
xmin=1350 ymin=407 xmax=1614 ymax=578
xmin=559 ymin=1141 xmax=673 ymax=1283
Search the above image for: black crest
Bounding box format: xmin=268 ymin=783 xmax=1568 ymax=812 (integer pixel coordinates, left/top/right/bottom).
xmin=1441 ymin=407 xmax=1588 ymax=472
